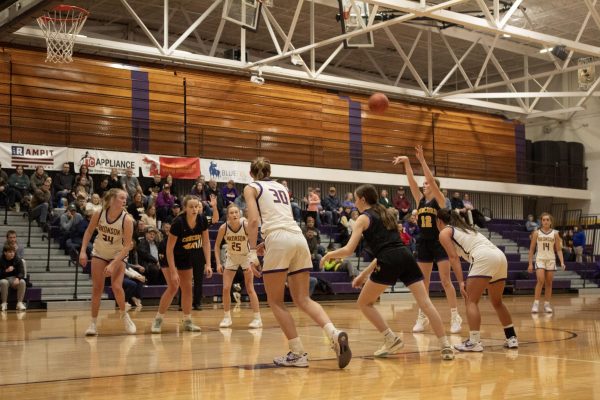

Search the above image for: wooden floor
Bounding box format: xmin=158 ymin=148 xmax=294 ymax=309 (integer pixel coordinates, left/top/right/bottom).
xmin=1 ymin=294 xmax=599 ymax=399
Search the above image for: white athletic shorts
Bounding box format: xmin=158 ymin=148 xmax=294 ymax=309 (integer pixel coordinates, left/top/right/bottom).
xmin=468 ymin=247 xmax=508 ymax=283
xmin=225 ymin=254 xmax=250 ymax=271
xmin=535 ymin=259 xmax=557 ymax=271
xmin=262 ymin=229 xmax=312 ymax=275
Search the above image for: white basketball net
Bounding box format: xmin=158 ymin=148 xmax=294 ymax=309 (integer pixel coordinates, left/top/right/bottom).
xmin=36 ymin=5 xmax=89 ymax=63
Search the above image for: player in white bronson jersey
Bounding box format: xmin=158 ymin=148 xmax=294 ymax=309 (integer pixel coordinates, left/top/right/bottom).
xmin=79 ymin=188 xmax=136 ymax=336
xmin=527 ymin=213 xmax=565 ymax=313
xmin=244 ymin=157 xmax=351 ymax=369
xmin=437 ymin=209 xmax=518 ymax=352
xmin=214 ymin=203 xmax=262 ymax=329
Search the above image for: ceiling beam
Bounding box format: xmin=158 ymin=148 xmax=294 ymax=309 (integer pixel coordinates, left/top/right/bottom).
xmin=367 ymin=0 xmax=600 ymax=58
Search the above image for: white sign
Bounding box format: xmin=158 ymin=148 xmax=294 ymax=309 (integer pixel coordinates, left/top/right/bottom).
xmin=72 ymin=148 xmax=143 ymax=176
xmin=0 ymin=142 xmax=68 ymax=170
xmin=200 ymin=158 xmax=252 ymax=184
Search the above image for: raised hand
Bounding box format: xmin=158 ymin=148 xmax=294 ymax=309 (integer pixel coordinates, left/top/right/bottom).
xmin=392 ymin=156 xmax=409 ymax=165
xmin=415 ymin=145 xmax=425 ymax=162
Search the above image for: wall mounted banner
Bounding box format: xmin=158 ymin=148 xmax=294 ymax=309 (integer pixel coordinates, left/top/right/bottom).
xmin=0 ymin=142 xmax=68 ymax=170
xmin=159 ymin=156 xmax=200 ymax=179
xmin=72 ymin=148 xmax=142 ymax=176
xmin=199 ymin=158 xmax=252 ymax=184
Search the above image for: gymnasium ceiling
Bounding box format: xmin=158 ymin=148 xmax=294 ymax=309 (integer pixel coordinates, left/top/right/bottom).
xmin=2 ymin=0 xmax=600 ymax=119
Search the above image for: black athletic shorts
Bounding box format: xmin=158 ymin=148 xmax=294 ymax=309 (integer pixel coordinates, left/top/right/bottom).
xmin=416 ymin=238 xmax=448 ymax=263
xmin=370 ymin=246 xmax=424 ymax=287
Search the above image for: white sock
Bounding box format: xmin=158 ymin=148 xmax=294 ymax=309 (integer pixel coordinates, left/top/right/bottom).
xmin=469 ymin=331 xmax=481 ymax=343
xmin=91 ymin=317 xmax=97 ymax=324
xmin=155 ymin=313 xmax=164 ymax=320
xmin=533 ymin=300 xmax=539 ymax=305
xmin=438 ymin=336 xmax=450 ymax=348
xmin=450 ymin=307 xmax=459 ymax=316
xmin=289 ymin=337 xmax=304 ymax=355
xmin=323 ymin=322 xmax=337 ymax=339
xmin=183 ymin=314 xmax=191 ymax=321
xmin=224 ymin=311 xmax=231 ymax=318
xmin=382 ymin=328 xmax=396 ymax=341
xmin=544 ymin=301 xmax=550 ymax=305
xmin=253 ymin=312 xmax=261 ymax=320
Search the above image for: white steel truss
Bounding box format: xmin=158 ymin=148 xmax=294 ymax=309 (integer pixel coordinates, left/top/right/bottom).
xmin=9 ymin=0 xmax=600 ymax=119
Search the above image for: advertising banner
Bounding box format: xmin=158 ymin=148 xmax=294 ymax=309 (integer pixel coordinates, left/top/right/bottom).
xmin=0 ymin=142 xmax=68 ymax=170
xmin=72 ymin=148 xmax=143 ymax=176
xmin=200 ymin=158 xmax=252 ymax=184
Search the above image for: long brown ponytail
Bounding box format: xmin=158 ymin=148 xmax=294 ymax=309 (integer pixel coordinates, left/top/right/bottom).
xmin=355 ymin=184 xmax=397 ymax=230
xmin=437 ymin=208 xmax=476 ymax=233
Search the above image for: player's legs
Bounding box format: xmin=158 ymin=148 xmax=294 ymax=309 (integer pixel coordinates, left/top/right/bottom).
xmin=221 ymin=269 xmax=236 ymax=312
xmin=287 ymin=271 xmax=331 ymax=327
xmin=356 ymin=279 xmax=389 ymax=332
xmin=544 ymin=270 xmax=555 ymax=302
xmin=178 ymin=269 xmax=193 ymax=316
xmin=464 ymin=277 xmax=489 ymax=331
xmin=263 ymin=271 xmax=298 ymax=339
xmin=437 ymin=259 xmax=458 ymax=309
xmin=417 ymin=261 xmax=433 ymax=290
xmin=414 ymin=261 xmax=433 ymax=332
xmin=243 ymin=268 xmax=260 ymax=314
xmin=157 ymin=267 xmax=180 ymax=315
xmin=534 ymin=267 xmax=546 ymax=301
xmin=488 ymin=280 xmax=512 ymax=326
xmin=109 ymin=261 xmax=127 ymax=312
xmin=90 ymin=258 xmax=108 ymax=318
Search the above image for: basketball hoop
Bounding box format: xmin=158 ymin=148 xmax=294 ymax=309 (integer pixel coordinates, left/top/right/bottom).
xmin=36 ymin=5 xmax=89 ymax=63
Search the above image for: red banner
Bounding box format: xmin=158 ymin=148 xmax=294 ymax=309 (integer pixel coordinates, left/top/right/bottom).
xmin=159 ymin=157 xmax=200 ymax=179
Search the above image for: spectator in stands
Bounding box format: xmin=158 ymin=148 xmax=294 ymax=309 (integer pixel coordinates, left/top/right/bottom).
xmin=127 ymin=192 xmax=146 ymax=222
xmin=53 ymin=163 xmax=74 ymax=207
xmin=338 ymin=206 xmax=354 ymax=246
xmin=3 ymin=231 xmax=26 ymax=277
xmin=133 ymin=220 xmax=147 ymax=243
xmin=461 ymin=193 xmax=475 ymax=226
xmin=440 ymin=188 xmax=452 ymax=209
xmin=66 ymin=208 xmax=94 ymax=257
xmin=75 ymin=165 xmax=94 ymax=197
xmin=206 ymin=179 xmax=224 ymax=220
xmin=137 ymin=226 xmax=162 ymax=285
xmin=141 ymin=204 xmax=158 ymax=228
xmin=304 ymin=227 xmax=322 ymax=271
xmin=121 ymin=167 xmax=142 ymax=201
xmin=393 ymin=187 xmax=411 ymax=221
xmin=60 ymin=204 xmax=83 ymax=250
xmin=30 ymin=179 xmax=52 ymax=228
xmin=403 ymin=213 xmax=420 ymax=243
xmin=322 ymin=246 xmax=359 ymax=279
xmin=573 ymin=226 xmax=586 ymax=263
xmin=0 ymin=245 xmax=26 ymax=311
xmin=9 ymin=165 xmax=31 ymax=210
xmin=95 ymin=176 xmax=109 ymax=198
xmin=163 ymin=203 xmax=181 ymax=225
xmin=450 ymin=192 xmax=469 ymax=225
xmin=342 ymin=192 xmax=354 ymax=208
xmin=397 ymin=222 xmax=412 ymax=246
xmin=30 ymin=166 xmax=48 ymax=192
xmin=221 ymin=179 xmax=238 ymax=207
xmin=322 ymin=186 xmax=343 ymax=225
xmin=526 ymin=214 xmax=539 ymax=232
xmin=73 ymin=176 xmax=91 ymax=201
xmin=0 ymin=163 xmax=10 ymax=210
xmin=379 ymin=189 xmax=393 ymax=209
xmin=561 ymin=229 xmax=574 ymax=262
xmin=86 ymin=193 xmax=102 ymax=215
xmin=233 ymin=194 xmax=247 ymax=217
xmin=158 ymin=222 xmax=170 ymax=271
xmin=156 ymin=183 xmax=176 ymax=222
xmin=74 ymin=194 xmax=88 ymax=216
xmin=306 ymin=187 xmax=321 ymax=225
xmin=281 ymin=180 xmax=301 ymax=223
xmin=146 ymin=174 xmax=163 ymax=196
xmin=107 ymin=168 xmax=121 ymax=190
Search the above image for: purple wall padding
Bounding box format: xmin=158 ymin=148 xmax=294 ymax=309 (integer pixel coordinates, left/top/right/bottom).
xmin=131 ymin=70 xmax=150 ymax=152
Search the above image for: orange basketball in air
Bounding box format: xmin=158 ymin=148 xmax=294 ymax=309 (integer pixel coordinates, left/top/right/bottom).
xmin=368 ymin=92 xmax=389 ymax=114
